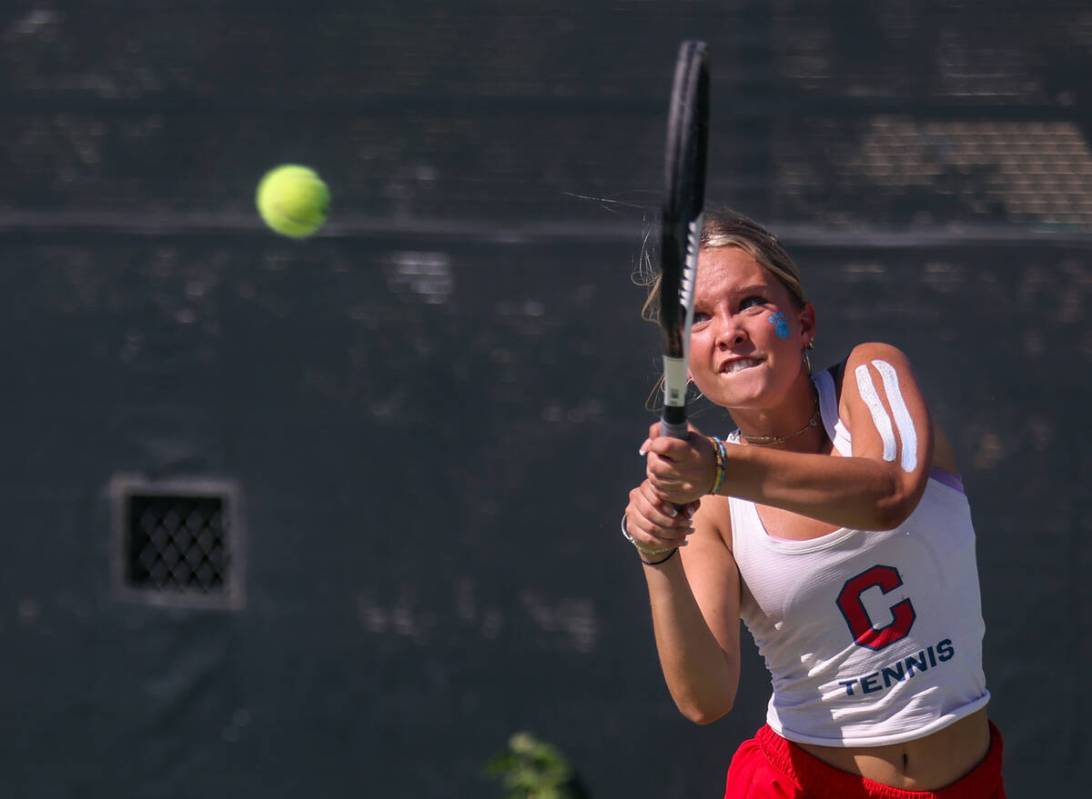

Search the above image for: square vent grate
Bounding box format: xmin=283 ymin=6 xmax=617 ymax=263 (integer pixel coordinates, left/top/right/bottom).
xmin=111 ymin=477 xmax=243 ymax=609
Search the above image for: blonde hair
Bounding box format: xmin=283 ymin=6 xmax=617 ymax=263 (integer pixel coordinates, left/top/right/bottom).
xmin=639 ymin=209 xmax=807 ymax=322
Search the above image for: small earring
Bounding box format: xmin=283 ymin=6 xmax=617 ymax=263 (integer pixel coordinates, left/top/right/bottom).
xmin=644 ymin=375 xmax=705 ymax=411
xmin=803 ymin=347 xmax=812 ymax=374
xmin=686 ymin=377 xmax=705 ymax=404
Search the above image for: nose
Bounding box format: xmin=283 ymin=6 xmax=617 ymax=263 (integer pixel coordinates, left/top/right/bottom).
xmin=712 ymin=311 xmax=747 ymax=350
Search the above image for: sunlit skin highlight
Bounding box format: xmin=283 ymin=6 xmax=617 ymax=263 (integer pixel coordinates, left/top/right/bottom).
xmin=687 ymin=246 xmax=818 ymax=450
xmin=626 ymin=231 xmax=993 ymax=793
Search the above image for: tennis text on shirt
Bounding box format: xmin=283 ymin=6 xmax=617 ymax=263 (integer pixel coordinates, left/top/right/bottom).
xmin=722 ymin=366 xmax=990 ymax=747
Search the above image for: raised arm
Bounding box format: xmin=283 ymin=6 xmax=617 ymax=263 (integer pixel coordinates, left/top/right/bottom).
xmin=624 ymin=483 xmax=741 ymax=724
xmin=645 ymin=342 xmax=935 ymax=531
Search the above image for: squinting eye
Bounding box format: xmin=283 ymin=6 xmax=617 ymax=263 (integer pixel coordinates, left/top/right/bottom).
xmin=739 ymin=296 xmax=766 ymax=311
xmin=691 ymin=311 xmax=711 ymax=324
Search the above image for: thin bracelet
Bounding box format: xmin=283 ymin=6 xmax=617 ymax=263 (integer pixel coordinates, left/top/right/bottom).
xmin=620 ymin=514 xmax=677 ymax=562
xmin=640 ymin=547 xmax=678 ymax=566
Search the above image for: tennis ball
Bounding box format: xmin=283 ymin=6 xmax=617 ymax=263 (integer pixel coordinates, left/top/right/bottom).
xmin=255 ymin=164 xmax=330 ymax=238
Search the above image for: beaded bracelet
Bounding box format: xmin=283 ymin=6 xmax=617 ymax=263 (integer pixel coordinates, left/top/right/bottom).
xmin=708 ymin=435 xmax=728 ymax=495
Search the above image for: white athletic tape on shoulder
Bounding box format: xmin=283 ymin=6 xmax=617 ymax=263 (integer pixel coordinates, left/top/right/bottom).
xmin=854 ymin=364 xmax=896 ymax=462
xmin=871 ymin=359 xmax=918 ymax=473
xmin=663 ymin=355 xmax=689 ymax=408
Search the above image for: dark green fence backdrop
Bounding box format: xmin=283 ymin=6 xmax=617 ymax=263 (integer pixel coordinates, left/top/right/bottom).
xmin=0 ymin=2 xmax=1089 ymax=797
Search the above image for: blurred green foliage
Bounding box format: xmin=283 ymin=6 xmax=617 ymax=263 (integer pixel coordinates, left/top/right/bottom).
xmin=485 ymin=732 xmax=589 ymax=799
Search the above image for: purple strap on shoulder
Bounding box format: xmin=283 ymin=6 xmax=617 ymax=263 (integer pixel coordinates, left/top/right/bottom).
xmin=929 ymin=467 xmax=965 ymax=494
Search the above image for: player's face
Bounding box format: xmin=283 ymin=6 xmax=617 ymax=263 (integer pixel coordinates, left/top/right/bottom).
xmin=687 ymin=246 xmax=813 ymax=410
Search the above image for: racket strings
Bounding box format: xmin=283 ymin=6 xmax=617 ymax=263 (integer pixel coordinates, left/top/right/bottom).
xmin=679 ymin=221 xmax=699 ymax=311
xmin=680 ymin=267 xmax=695 ymax=308
xmin=644 ymin=374 xmax=706 ymax=413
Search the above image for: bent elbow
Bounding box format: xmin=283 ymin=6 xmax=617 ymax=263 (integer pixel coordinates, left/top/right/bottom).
xmin=871 ymin=475 xmax=924 ymax=531
xmin=872 ymin=498 xmax=913 ymax=531
xmin=689 ymin=707 xmax=732 ymax=726
xmin=677 ymin=698 xmax=733 ymax=726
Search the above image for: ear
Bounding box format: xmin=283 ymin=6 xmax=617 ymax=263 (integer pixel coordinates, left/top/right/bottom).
xmin=798 ymin=302 xmax=817 ymax=347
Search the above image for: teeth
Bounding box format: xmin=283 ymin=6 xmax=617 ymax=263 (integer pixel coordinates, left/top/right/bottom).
xmin=725 ymin=358 xmax=761 ymax=373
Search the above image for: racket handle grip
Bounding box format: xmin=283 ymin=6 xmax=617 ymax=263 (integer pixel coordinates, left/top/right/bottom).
xmin=660 ymin=418 xmax=690 ymax=440
xmin=660 ymin=416 xmax=691 ymax=514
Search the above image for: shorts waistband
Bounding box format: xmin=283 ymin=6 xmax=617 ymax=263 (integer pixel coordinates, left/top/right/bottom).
xmin=755 ymin=721 xmax=1004 ymax=799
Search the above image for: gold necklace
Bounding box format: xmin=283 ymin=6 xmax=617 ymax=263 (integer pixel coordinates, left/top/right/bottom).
xmin=739 ymin=392 xmax=821 ymax=447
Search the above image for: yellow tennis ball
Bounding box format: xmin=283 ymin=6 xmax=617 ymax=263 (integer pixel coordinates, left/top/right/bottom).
xmin=255 ymin=164 xmax=330 ymax=238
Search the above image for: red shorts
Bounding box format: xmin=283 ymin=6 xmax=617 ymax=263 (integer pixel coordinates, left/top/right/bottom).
xmin=724 ymin=722 xmax=1006 ymax=799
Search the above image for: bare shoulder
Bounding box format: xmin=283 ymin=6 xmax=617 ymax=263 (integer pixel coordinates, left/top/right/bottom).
xmin=840 ymin=342 xmax=924 ymax=417
xmin=844 ymin=341 xmax=914 ymax=371
xmin=842 ymin=341 xmax=960 ymax=473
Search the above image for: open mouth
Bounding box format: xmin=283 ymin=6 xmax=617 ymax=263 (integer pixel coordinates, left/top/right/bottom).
xmin=721 ymin=357 xmax=764 ymax=374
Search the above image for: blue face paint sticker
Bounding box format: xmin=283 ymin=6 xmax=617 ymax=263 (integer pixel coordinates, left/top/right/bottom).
xmin=769 ymin=310 xmax=791 ymax=339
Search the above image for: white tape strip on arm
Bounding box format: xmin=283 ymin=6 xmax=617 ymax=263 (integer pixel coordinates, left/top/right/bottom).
xmin=871 ymin=359 xmax=918 ymax=473
xmin=854 ymin=364 xmax=897 ymax=462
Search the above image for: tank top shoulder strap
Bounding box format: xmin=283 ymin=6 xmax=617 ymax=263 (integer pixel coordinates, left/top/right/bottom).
xmin=812 ymin=358 xmax=853 ymax=457
xmin=722 ymin=430 xmax=759 ymax=551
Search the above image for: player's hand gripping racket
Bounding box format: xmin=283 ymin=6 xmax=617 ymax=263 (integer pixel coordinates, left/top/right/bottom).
xmin=659 ymin=41 xmax=709 ymax=441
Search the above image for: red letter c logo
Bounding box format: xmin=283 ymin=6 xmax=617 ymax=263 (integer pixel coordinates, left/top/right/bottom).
xmin=836 ymin=565 xmax=916 ymax=651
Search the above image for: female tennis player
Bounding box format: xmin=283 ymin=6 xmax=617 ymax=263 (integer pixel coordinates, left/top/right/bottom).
xmin=622 ymin=210 xmax=1005 ymax=798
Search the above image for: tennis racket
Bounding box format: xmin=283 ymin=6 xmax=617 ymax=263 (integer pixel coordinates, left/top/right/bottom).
xmin=659 ymin=40 xmax=709 ymax=440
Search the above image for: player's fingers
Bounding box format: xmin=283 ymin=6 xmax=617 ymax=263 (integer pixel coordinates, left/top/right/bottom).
xmin=638 ymin=501 xmax=681 ymax=532
xmin=647 ymin=470 xmax=690 ymax=503
xmin=649 ymin=449 xmax=692 ymax=480
xmin=646 ymin=453 xmax=674 ymax=479
xmin=660 ymin=495 xmax=698 ymax=520
xmin=628 ymin=508 xmax=693 ymax=546
xmin=648 ymin=481 xmax=699 ymax=512
xmin=644 ymin=488 xmax=697 ymax=543
xmin=645 ymin=474 xmax=674 ymax=502
xmin=626 ymin=491 xmax=689 ymax=548
xmin=635 ymin=483 xmax=691 ymax=529
xmin=647 ymin=453 xmax=702 ymax=490
xmin=646 ymin=436 xmax=693 ymax=460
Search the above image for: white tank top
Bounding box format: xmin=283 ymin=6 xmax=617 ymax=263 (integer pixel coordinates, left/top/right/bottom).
xmin=727 ymin=367 xmax=991 ymax=746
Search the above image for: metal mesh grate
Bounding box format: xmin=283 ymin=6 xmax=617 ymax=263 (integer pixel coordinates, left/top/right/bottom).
xmin=125 ymin=494 xmax=229 ymax=593
xmin=110 ymin=476 xmax=243 ymax=609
